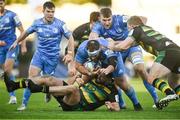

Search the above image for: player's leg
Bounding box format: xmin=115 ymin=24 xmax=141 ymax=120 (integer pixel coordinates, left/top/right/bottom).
xmin=149 ymin=63 xmax=179 ymax=109
xmin=4 ymin=46 xmax=19 ymax=104
xmin=18 ymin=53 xmax=42 ymax=110
xmin=168 ymin=73 xmax=180 ymax=97
xmin=114 ymin=54 xmax=142 ymax=111
xmin=129 ymin=46 xmax=159 ymax=104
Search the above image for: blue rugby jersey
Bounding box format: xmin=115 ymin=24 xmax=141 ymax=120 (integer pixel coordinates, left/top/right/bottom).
xmin=26 ymin=17 xmax=71 ymax=58
xmin=92 ymin=15 xmax=129 ymax=41
xmin=0 ymin=10 xmax=22 ymax=47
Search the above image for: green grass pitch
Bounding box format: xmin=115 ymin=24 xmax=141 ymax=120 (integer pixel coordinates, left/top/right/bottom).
xmin=0 ymin=78 xmax=179 ymax=119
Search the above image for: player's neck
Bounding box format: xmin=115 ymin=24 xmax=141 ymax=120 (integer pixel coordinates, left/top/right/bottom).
xmin=43 ymin=17 xmax=54 ymax=24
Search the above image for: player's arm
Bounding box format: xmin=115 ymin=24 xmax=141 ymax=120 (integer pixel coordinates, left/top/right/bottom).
xmin=17 ymin=25 xmax=27 ymax=54
xmin=10 ymin=31 xmax=29 ymax=50
xmin=89 ymin=22 xmax=101 ymax=40
xmin=99 ymin=56 xmax=117 ymax=75
xmin=114 ymin=37 xmax=134 ymax=51
xmin=75 ymin=62 xmax=91 ymax=76
xmin=63 ymin=34 xmax=75 ymax=64
xmin=89 ymin=32 xmax=99 ymax=40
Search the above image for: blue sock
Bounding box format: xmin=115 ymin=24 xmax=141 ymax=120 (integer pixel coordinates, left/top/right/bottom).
xmin=125 ymin=86 xmax=139 ymax=105
xmin=9 ymin=74 xmax=15 ymax=97
xmin=22 ymin=88 xmax=31 ymax=106
xmin=143 ymin=80 xmax=159 ymax=103
xmin=117 ymin=88 xmax=126 ymax=107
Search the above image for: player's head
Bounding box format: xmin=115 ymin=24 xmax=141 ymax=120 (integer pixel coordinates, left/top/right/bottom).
xmin=127 ymin=16 xmax=144 ymax=30
xmin=100 ymin=7 xmax=112 ymax=29
xmin=89 ymin=11 xmax=100 ymax=30
xmin=43 ymin=1 xmax=55 ymax=23
xmin=0 ymin=0 xmax=6 ymax=11
xmin=86 ymin=40 xmax=101 ymax=62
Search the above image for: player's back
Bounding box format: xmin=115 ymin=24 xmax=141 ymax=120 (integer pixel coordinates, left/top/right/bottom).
xmin=79 ymin=79 xmax=116 ymax=110
xmin=133 ymin=25 xmax=176 ymax=55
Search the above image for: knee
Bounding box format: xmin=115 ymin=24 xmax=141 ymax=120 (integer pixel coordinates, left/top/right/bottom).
xmin=134 ymin=64 xmax=147 ymax=75
xmin=114 ymin=76 xmax=129 ymax=91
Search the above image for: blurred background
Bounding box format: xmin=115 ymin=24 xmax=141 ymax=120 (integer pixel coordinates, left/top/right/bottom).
xmin=2 ymin=0 xmax=180 ymax=78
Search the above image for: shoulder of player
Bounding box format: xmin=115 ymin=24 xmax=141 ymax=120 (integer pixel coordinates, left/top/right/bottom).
xmin=54 ymin=17 xmax=64 ymax=23
xmin=113 ymin=15 xmax=129 ymax=23
xmin=5 ymin=10 xmax=17 ymax=17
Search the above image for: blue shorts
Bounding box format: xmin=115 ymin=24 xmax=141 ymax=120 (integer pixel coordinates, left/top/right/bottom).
xmin=121 ymin=46 xmax=144 ymax=65
xmin=0 ymin=46 xmax=19 ymax=65
xmin=112 ymin=52 xmax=125 ymax=78
xmin=30 ymin=52 xmax=58 ymax=75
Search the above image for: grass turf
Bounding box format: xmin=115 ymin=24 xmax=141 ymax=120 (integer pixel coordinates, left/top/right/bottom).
xmin=0 ymin=78 xmax=179 ymax=119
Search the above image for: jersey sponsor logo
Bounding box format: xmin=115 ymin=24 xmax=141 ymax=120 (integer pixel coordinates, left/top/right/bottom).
xmin=105 ymin=49 xmax=114 ymax=56
xmin=38 ymin=28 xmax=43 ymax=33
xmin=11 ymin=53 xmax=16 ymax=57
xmin=53 ymin=28 xmax=58 ymax=33
xmin=103 ymin=32 xmax=108 ymax=36
xmin=118 ymin=69 xmax=123 ymax=74
xmin=4 ymin=18 xmax=10 ymax=24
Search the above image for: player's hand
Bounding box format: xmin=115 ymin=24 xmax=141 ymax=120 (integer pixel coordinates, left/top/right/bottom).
xmin=108 ymin=40 xmax=115 ymax=51
xmin=88 ymin=69 xmax=100 ymax=78
xmin=9 ymin=41 xmax=18 ymax=51
xmin=99 ymin=66 xmax=114 ymax=75
xmin=76 ymin=78 xmax=84 ymax=86
xmin=0 ymin=40 xmax=6 ymax=46
xmin=105 ymin=101 xmax=120 ymax=111
xmin=63 ymin=54 xmax=73 ymax=64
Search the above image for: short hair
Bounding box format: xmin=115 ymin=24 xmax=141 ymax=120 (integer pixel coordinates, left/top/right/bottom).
xmin=43 ymin=1 xmax=55 ymax=10
xmin=127 ymin=16 xmax=144 ymax=26
xmin=100 ymin=7 xmax=112 ymax=18
xmin=89 ymin=11 xmax=100 ymax=23
xmin=87 ymin=40 xmax=100 ymax=52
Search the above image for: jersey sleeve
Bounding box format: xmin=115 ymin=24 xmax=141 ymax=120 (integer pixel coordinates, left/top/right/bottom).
xmin=26 ymin=20 xmax=37 ymax=34
xmin=128 ymin=27 xmax=141 ymax=42
xmin=13 ymin=14 xmax=22 ymax=27
xmin=75 ymin=48 xmax=88 ymax=64
xmin=60 ymin=23 xmax=72 ymax=39
xmin=91 ymin=22 xmax=102 ymax=35
xmin=104 ymin=49 xmax=118 ymax=67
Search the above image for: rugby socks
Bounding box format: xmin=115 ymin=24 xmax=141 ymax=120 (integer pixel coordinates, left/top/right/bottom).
xmin=125 ymin=86 xmax=139 ymax=105
xmin=143 ymin=80 xmax=159 ymax=103
xmin=22 ymin=88 xmax=31 ymax=106
xmin=117 ymin=88 xmax=126 ymax=108
xmin=152 ymin=79 xmax=174 ymax=95
xmin=9 ymin=75 xmax=16 ymax=96
xmin=174 ymin=85 xmax=180 ymax=96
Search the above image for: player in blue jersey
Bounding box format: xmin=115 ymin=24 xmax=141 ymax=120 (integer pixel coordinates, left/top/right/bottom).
xmin=108 ymin=16 xmax=179 ymax=109
xmin=0 ymin=0 xmax=27 ymax=104
xmin=75 ymin=39 xmax=143 ymax=111
xmin=10 ymin=1 xmax=75 ymax=111
xmin=89 ymin=7 xmax=159 ymax=107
